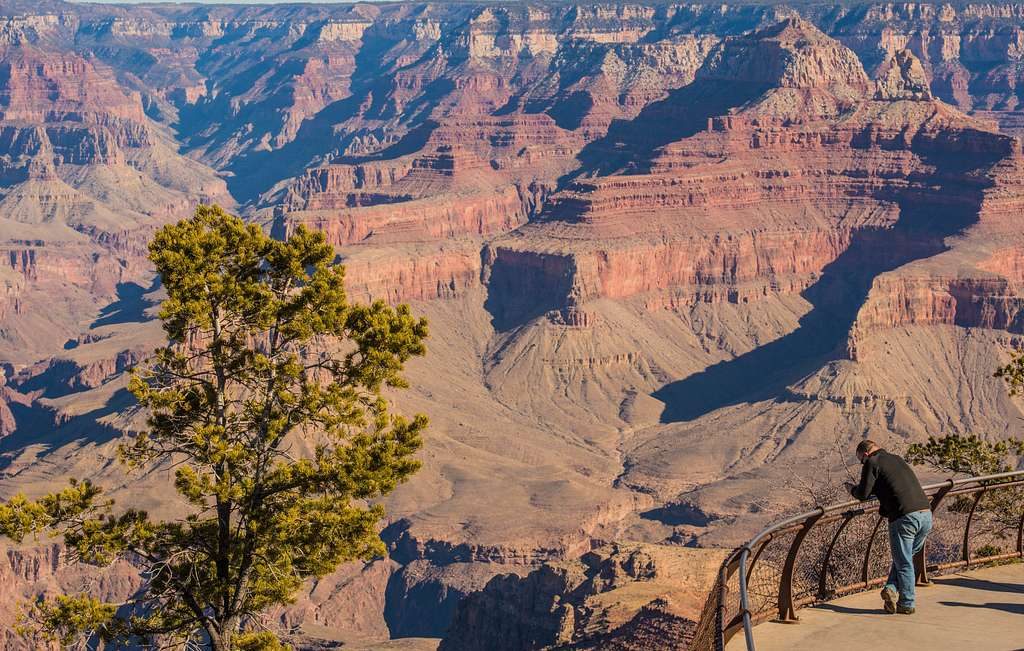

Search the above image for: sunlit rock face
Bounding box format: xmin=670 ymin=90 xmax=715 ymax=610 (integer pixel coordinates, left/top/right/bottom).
xmin=5 ymin=3 xmax=1024 ymax=649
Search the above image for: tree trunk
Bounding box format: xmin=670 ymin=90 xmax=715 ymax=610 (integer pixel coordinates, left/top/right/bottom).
xmin=211 ymin=630 xmax=232 ymax=651
xmin=211 ymin=304 xmax=233 ymax=622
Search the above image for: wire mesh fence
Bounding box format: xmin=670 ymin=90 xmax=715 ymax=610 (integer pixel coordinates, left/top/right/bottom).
xmin=687 ymin=471 xmax=1024 ymax=651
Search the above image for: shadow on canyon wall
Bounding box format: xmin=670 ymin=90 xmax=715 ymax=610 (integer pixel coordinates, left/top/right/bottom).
xmin=0 ymin=387 xmax=134 ymax=473
xmin=483 ymin=80 xmax=772 ymax=333
xmin=557 ymin=79 xmax=768 ymax=188
xmin=653 ymin=195 xmax=984 ymax=424
xmin=379 ymin=519 xmax=492 ymax=639
xmin=482 ymin=251 xmax=575 ymax=332
xmin=433 ymin=545 xmax=700 ymax=651
xmin=91 ymin=281 xmax=157 ymax=329
xmin=177 ymin=26 xmax=457 ymax=206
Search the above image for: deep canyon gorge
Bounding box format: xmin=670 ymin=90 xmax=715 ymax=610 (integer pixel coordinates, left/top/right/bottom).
xmin=2 ymin=1 xmax=1024 ymax=648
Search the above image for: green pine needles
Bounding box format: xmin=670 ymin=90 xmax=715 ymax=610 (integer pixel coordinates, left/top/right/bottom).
xmin=0 ymin=205 xmax=429 ymax=650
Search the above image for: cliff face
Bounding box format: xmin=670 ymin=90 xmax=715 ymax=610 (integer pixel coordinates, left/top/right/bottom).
xmin=485 ymin=20 xmax=1021 ymax=341
xmin=439 ymin=544 xmax=726 ymax=651
xmin=6 ymin=3 xmax=1024 ymax=651
xmin=810 ymin=3 xmax=1024 ymax=121
xmin=0 ymin=542 xmax=142 ymax=651
xmin=0 ymin=41 xmax=230 ymax=363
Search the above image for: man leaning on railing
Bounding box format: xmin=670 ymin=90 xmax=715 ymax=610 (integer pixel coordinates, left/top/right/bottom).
xmin=845 ymin=439 xmax=933 ymax=615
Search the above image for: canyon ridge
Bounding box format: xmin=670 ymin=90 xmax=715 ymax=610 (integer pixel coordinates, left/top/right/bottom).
xmin=2 ymin=1 xmax=1024 ymax=648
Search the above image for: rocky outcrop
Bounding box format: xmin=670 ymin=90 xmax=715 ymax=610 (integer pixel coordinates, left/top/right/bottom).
xmin=439 ymin=544 xmax=727 ymax=651
xmin=0 ymin=38 xmax=228 ymax=361
xmin=849 ymin=271 xmax=1024 ymax=359
xmin=0 ymin=542 xmax=142 ymax=651
xmin=339 ymin=242 xmax=483 ymax=304
xmin=813 ymin=2 xmax=1024 ymax=116
xmin=10 ymin=347 xmax=146 ymax=397
xmin=0 ymin=48 xmax=146 ymax=123
xmin=485 ymin=18 xmax=1020 ymax=335
xmin=282 ymin=180 xmax=528 ymax=248
xmin=9 ymin=5 xmax=1024 ymax=651
xmin=874 ymin=49 xmax=933 ymax=100
xmin=699 ymin=17 xmax=871 ymax=95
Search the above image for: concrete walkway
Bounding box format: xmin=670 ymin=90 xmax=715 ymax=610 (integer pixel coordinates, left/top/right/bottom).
xmin=728 ymin=563 xmax=1024 ymax=651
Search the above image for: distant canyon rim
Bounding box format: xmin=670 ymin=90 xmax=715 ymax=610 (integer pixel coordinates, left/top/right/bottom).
xmin=1 ymin=1 xmax=1024 ymax=648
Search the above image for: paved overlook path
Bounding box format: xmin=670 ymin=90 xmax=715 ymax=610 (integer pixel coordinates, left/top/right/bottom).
xmin=727 ymin=564 xmax=1024 ymax=651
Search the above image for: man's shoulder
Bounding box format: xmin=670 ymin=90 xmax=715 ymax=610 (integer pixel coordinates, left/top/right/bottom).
xmin=866 ymin=450 xmax=888 ymax=466
xmin=875 ymin=450 xmax=913 ymax=473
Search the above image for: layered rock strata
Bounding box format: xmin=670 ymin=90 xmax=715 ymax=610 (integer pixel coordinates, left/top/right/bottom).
xmin=486 ymin=21 xmax=1022 ymax=338
xmin=439 ymin=544 xmax=727 ymax=651
xmin=6 ymin=4 xmax=1024 ymax=651
xmin=0 ymin=43 xmax=229 ymax=362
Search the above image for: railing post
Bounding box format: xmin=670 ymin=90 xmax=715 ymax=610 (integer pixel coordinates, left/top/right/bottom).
xmin=737 ymin=548 xmax=755 ymax=651
xmin=818 ymin=512 xmax=857 ymax=599
xmin=913 ymin=543 xmax=928 ymax=586
xmin=777 ymin=511 xmax=823 ymax=623
xmin=716 ymin=580 xmax=727 ymax=651
xmin=916 ymin=479 xmax=954 ymax=585
xmin=861 ymin=515 xmax=885 ymax=586
xmin=1018 ymin=509 xmax=1024 ymax=558
xmin=745 ymin=535 xmax=772 ymax=588
xmin=720 ymin=553 xmax=743 ymax=649
xmin=704 ymin=471 xmax=1024 ymax=651
xmin=929 ymin=481 xmax=954 ymax=510
xmin=962 ymin=489 xmax=986 ymax=567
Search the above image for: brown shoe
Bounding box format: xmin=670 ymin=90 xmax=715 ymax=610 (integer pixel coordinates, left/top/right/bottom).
xmin=881 ymin=587 xmax=898 ymax=614
xmin=896 ymin=605 xmax=915 ymax=615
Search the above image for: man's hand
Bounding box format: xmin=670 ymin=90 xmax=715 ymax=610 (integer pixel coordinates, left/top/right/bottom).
xmin=844 ymin=481 xmax=857 ymax=496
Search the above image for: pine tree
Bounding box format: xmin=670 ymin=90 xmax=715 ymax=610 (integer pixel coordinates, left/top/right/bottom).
xmin=0 ymin=205 xmax=429 ymax=650
xmin=903 ymin=356 xmax=1024 ymax=549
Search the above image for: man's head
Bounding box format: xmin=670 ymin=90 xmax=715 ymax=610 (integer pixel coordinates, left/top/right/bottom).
xmin=856 ymin=439 xmax=880 ymax=464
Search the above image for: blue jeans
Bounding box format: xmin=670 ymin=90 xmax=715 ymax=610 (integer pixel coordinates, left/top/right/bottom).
xmin=885 ymin=510 xmax=933 ymax=608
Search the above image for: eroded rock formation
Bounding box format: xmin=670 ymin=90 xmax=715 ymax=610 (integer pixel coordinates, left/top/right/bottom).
xmin=4 ymin=3 xmax=1024 ymax=650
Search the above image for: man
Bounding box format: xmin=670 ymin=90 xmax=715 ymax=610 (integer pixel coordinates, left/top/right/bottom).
xmin=845 ymin=440 xmax=933 ymax=615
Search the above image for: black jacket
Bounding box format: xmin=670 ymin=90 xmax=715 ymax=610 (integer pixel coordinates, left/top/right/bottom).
xmin=851 ymin=450 xmax=930 ymax=521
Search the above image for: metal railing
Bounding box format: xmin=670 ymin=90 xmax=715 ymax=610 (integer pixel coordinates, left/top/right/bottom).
xmin=689 ymin=469 xmax=1024 ymax=651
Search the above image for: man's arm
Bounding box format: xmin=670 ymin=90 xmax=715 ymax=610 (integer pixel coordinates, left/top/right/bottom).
xmin=850 ymin=459 xmax=878 ymax=501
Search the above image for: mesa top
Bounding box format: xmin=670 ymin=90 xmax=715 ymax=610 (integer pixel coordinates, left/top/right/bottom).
xmin=851 ymin=450 xmax=930 ymax=521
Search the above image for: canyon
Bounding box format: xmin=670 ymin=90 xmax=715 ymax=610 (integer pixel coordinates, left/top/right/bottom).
xmin=2 ymin=1 xmax=1024 ymax=649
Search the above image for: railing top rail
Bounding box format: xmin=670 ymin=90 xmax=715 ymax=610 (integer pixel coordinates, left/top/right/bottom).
xmin=722 ymin=468 xmax=1024 ymax=651
xmin=947 ymin=469 xmax=1024 ymax=486
xmin=740 ymin=469 xmax=1024 ymax=554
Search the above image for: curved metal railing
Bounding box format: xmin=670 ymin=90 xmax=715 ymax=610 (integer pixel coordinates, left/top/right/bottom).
xmin=689 ymin=469 xmax=1024 ymax=651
